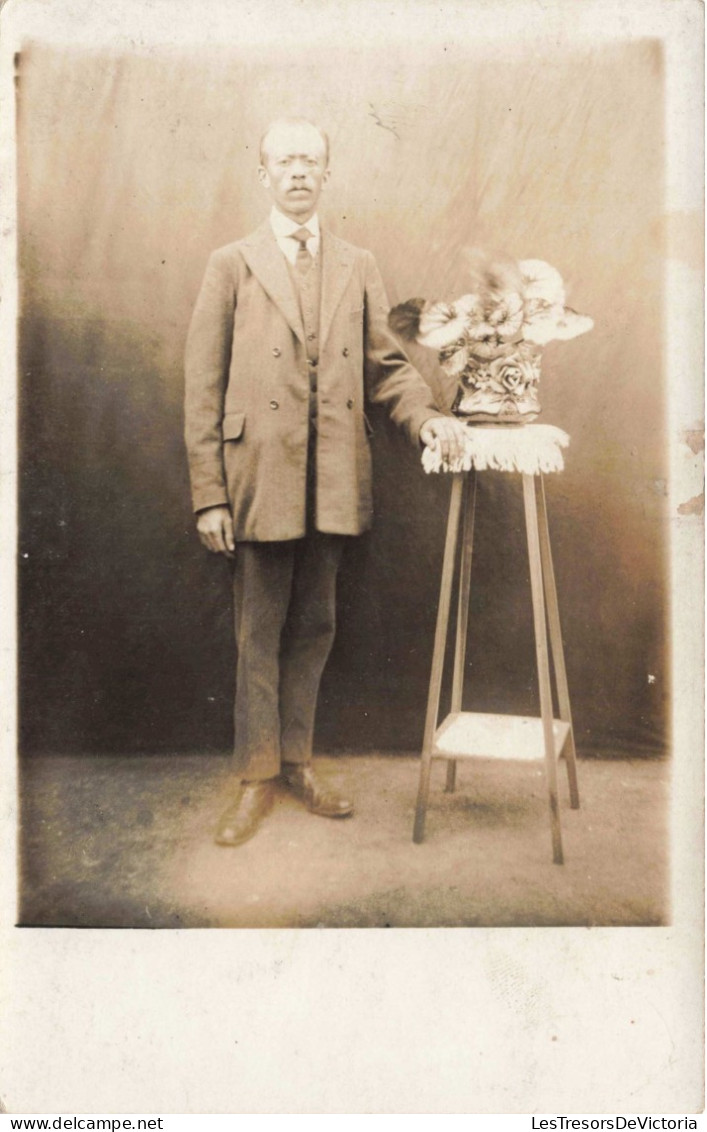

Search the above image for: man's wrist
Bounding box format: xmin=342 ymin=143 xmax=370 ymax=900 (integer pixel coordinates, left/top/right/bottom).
xmin=419 ymin=414 xmax=448 ymax=444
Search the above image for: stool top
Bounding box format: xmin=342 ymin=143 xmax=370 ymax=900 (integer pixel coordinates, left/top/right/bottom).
xmin=422 ymin=422 xmax=570 ymax=475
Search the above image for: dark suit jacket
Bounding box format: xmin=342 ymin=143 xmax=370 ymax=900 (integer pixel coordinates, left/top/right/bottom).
xmin=184 ymin=220 xmax=442 ymax=541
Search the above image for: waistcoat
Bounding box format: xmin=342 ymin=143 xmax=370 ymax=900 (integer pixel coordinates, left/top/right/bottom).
xmin=285 ymin=249 xmax=323 ymax=524
xmin=285 ymin=251 xmax=322 ymax=425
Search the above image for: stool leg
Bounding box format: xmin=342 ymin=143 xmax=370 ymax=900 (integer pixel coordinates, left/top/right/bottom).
xmin=523 ymin=474 xmax=564 ymax=865
xmin=414 ymin=474 xmax=465 ymax=843
xmin=537 ymin=476 xmax=580 ymax=809
xmin=446 ymin=470 xmax=477 ymax=793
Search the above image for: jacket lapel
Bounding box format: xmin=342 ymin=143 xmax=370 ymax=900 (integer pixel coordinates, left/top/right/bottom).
xmin=319 ymin=230 xmax=356 ymax=352
xmin=239 ymin=222 xmax=304 ymax=344
xmin=239 ymin=222 xmax=357 ymax=351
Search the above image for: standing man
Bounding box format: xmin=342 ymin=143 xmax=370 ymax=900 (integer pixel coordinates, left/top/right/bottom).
xmin=185 ymin=117 xmax=465 ymax=846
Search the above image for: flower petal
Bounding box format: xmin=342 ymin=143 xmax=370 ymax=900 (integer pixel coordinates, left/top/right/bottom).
xmin=522 ymin=313 xmax=563 ymax=346
xmin=418 ymin=302 xmax=468 ymax=349
xmin=523 ymin=307 xmax=594 ymax=344
xmin=455 ymin=293 xmax=482 ymax=316
xmin=519 ymin=259 xmax=565 ymax=307
xmin=552 ymin=311 xmax=595 ymax=340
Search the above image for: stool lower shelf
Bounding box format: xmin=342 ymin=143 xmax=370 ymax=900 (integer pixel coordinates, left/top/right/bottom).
xmin=433 ymin=712 xmax=572 ymax=763
xmin=413 ymin=470 xmax=580 ymax=864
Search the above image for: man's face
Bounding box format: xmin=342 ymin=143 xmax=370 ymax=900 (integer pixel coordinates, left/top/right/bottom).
xmin=258 ymin=122 xmax=329 ymax=222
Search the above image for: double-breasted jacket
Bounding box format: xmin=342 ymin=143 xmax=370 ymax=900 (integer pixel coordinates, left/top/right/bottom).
xmin=185 ymin=220 xmax=441 ymax=541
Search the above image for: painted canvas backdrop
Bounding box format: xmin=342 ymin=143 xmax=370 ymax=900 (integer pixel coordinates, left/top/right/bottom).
xmin=17 ymin=38 xmax=666 ymax=756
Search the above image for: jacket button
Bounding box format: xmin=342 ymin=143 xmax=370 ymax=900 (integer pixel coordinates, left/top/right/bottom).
xmin=272 ymin=347 xmax=281 ymax=357
xmin=342 ymin=347 xmax=349 ymax=357
xmin=269 ymin=399 xmax=279 ymax=410
xmin=346 ymin=398 xmax=354 ymax=409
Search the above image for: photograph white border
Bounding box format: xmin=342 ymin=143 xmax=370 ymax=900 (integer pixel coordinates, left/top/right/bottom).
xmin=0 ymin=0 xmax=702 ymax=1114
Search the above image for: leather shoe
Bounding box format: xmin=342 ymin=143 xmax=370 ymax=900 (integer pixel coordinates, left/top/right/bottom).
xmin=214 ymin=781 xmax=275 ymax=846
xmin=281 ymin=764 xmax=354 ymax=818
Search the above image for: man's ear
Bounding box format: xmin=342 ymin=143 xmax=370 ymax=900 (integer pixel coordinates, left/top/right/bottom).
xmin=258 ymin=165 xmax=270 ymax=188
xmin=321 ymin=168 xmax=331 ymax=190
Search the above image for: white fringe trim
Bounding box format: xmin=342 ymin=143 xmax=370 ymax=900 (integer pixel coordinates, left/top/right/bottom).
xmin=422 ymin=423 xmax=570 ymax=475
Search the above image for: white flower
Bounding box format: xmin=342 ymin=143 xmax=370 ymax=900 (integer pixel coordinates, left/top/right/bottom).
xmin=488 ymin=290 xmax=525 ymax=340
xmin=417 ymin=301 xmax=469 ymax=349
xmin=455 ymin=293 xmax=483 ymax=317
xmin=467 ymin=289 xmax=524 ymax=344
xmin=522 ymin=305 xmax=566 ymax=345
xmin=519 ymin=259 xmax=566 ymax=307
xmin=408 ymin=255 xmax=593 ymax=358
xmin=523 ymin=305 xmax=594 ymax=345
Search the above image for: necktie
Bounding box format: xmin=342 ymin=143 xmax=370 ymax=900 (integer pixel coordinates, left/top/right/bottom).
xmin=290 ymin=227 xmax=313 ymax=275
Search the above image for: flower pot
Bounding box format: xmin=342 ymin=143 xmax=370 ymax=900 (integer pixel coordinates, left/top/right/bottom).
xmin=451 ymin=345 xmax=542 ymax=424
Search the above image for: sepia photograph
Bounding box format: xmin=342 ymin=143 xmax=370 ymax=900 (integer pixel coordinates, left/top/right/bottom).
xmin=16 ymin=15 xmax=671 ymax=931
xmin=1 ymin=0 xmax=703 ymax=1116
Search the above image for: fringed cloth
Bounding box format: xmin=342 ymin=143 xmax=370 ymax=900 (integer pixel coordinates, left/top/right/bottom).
xmin=422 ymin=423 xmax=570 ymax=475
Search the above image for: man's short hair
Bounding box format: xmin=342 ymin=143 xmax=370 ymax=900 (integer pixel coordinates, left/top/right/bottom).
xmin=259 ymin=117 xmax=330 ymax=166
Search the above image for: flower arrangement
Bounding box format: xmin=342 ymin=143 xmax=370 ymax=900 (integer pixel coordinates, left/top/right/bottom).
xmin=389 ymin=256 xmax=593 ymax=424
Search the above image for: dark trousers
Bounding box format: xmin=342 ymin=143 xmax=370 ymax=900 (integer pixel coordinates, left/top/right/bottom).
xmin=232 ymin=531 xmax=345 ymax=781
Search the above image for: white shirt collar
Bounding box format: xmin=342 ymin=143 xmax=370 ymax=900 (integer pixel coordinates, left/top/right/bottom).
xmin=270 ymin=207 xmax=320 ymax=265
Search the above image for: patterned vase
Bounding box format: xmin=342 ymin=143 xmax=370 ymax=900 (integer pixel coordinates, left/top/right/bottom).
xmin=451 ymin=341 xmax=542 ymax=425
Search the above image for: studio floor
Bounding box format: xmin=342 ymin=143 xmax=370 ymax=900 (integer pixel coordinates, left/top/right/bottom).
xmin=18 ymin=752 xmax=669 ymax=929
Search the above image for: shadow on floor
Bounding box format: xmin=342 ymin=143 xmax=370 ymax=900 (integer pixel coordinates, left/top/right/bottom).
xmin=18 ymin=752 xmax=669 ymax=928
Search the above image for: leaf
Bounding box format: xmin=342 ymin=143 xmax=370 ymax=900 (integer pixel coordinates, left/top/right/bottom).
xmin=388 ymin=298 xmax=427 ymax=340
xmin=441 ymin=347 xmax=469 ymax=378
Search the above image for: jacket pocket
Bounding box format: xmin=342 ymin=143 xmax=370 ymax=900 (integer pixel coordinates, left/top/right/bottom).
xmin=222 ymin=412 xmax=245 ymax=441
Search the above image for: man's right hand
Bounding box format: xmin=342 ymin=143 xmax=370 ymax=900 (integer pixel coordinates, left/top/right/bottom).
xmin=196 ymin=505 xmax=236 ymax=559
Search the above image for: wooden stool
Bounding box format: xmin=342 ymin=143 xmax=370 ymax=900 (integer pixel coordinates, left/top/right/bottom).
xmin=412 ymin=466 xmax=580 ymax=864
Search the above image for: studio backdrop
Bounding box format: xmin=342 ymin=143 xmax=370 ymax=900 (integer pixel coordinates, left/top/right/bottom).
xmin=17 ymin=38 xmax=666 ymax=757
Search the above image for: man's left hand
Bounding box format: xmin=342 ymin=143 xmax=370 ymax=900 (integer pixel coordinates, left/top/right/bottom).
xmin=420 ymin=416 xmax=469 ymax=466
